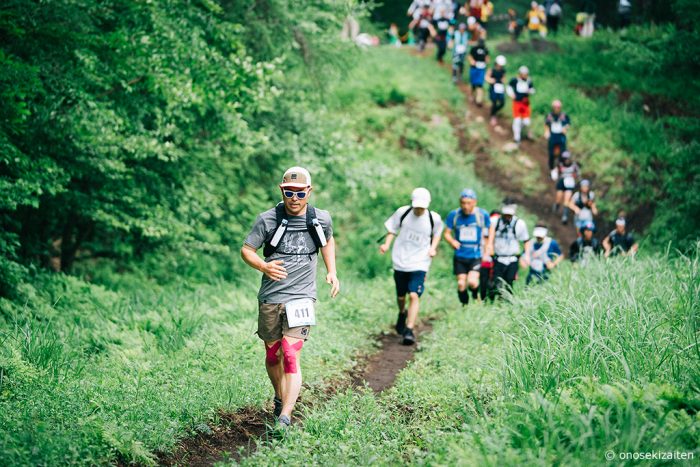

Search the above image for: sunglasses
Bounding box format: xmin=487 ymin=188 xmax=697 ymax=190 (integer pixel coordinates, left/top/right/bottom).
xmin=282 ymin=189 xmax=308 ymax=199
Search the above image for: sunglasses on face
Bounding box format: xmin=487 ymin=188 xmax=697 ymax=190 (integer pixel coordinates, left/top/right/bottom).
xmin=282 ymin=189 xmax=308 ymax=199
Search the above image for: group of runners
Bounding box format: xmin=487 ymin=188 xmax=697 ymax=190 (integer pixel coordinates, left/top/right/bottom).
xmin=241 ymin=2 xmax=641 ymax=430
xmin=241 ymin=166 xmax=638 ymax=428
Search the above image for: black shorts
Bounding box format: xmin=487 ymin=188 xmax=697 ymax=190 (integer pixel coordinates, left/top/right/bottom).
xmin=393 ymin=270 xmax=427 ymax=297
xmin=453 ymin=257 xmax=482 ymax=275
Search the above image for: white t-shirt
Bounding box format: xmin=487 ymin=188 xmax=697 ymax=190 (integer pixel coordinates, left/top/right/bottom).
xmin=494 ymin=216 xmax=529 ymax=262
xmin=385 ymin=206 xmax=444 ymax=272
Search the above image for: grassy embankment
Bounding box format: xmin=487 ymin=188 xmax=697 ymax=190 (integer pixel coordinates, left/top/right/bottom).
xmin=0 ymin=48 xmax=502 ymax=465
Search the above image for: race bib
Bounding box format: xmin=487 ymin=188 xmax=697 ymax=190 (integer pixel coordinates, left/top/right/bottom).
xmin=456 ymin=44 xmax=467 ymax=54
xmin=550 ymin=121 xmax=563 ymax=133
xmin=531 ymin=258 xmax=544 ymax=272
xmin=459 ymin=225 xmax=478 ymax=243
xmin=516 ymin=81 xmax=529 ymax=94
xmin=475 ymin=61 xmax=486 ymax=69
xmin=564 ymin=176 xmax=575 ymax=189
xmin=406 ymin=229 xmax=425 ymax=244
xmin=493 ymin=83 xmax=505 ymax=94
xmin=286 ymin=299 xmax=316 ymax=327
xmin=531 ymin=17 xmax=540 ymax=25
xmin=438 ymin=21 xmax=449 ymax=30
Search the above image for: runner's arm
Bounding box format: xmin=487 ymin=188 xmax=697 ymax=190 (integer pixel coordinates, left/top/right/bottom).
xmin=380 ymin=233 xmax=396 ymax=254
xmin=602 ymin=235 xmax=612 ymax=257
xmin=321 ymin=237 xmax=340 ymax=298
xmin=443 ymin=228 xmax=460 ymax=250
xmin=241 ymin=245 xmax=287 ymax=281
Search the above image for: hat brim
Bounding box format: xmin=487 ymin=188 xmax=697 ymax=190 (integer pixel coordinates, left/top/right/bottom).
xmin=501 ymin=208 xmax=516 ymax=215
xmin=412 ymin=200 xmax=430 ymax=208
xmin=280 ymin=183 xmax=310 ymax=189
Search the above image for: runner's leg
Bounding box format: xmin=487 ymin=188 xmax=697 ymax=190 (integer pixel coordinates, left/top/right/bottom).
xmin=406 ymin=292 xmax=420 ymax=329
xmin=280 ymin=336 xmax=304 ymax=418
xmin=264 ymin=340 xmax=283 ymax=400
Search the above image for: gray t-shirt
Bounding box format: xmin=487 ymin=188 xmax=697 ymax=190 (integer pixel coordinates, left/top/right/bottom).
xmin=244 ymin=206 xmax=333 ymax=304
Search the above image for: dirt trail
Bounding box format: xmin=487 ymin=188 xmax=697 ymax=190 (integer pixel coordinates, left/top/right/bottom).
xmin=352 ymin=321 xmax=433 ymax=393
xmin=441 ymin=62 xmax=577 ymax=248
xmin=157 ymin=323 xmax=431 ymax=465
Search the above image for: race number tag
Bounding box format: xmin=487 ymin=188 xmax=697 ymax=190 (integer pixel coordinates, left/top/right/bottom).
xmin=286 ymin=299 xmax=316 ymax=327
xmin=550 ymin=121 xmax=563 ymax=133
xmin=531 ymin=17 xmax=540 ymax=25
xmin=494 ymin=83 xmax=505 ymax=94
xmin=456 ymin=44 xmax=467 ymax=54
xmin=564 ymin=176 xmax=576 ymax=189
xmin=459 ymin=225 xmax=478 ymax=243
xmin=476 ymin=61 xmax=486 ymax=69
xmin=438 ymin=21 xmax=449 ymax=30
xmin=516 ymin=81 xmax=529 ymax=93
xmin=531 ymin=258 xmax=544 ymax=272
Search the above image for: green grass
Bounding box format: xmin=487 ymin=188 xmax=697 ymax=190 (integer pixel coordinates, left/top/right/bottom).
xmin=242 ymin=249 xmax=700 ymax=466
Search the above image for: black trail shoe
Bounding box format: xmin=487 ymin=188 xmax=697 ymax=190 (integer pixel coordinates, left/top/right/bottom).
xmin=402 ymin=327 xmax=416 ymax=346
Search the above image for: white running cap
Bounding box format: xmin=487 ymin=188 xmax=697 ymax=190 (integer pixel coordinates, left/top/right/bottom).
xmin=411 ymin=187 xmax=431 ymax=208
xmin=519 ymin=65 xmax=529 ymax=75
xmin=502 ymin=204 xmax=517 ymax=215
xmin=467 ymin=16 xmax=477 ymax=26
xmin=496 ymin=55 xmax=507 ymax=66
xmin=533 ymin=226 xmax=548 ymax=238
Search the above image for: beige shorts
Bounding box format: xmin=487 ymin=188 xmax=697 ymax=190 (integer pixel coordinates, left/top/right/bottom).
xmin=257 ymin=302 xmax=311 ymax=342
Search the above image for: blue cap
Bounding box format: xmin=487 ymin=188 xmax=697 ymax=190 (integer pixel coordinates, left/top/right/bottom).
xmin=460 ymin=188 xmax=477 ymax=199
xmin=580 ymin=222 xmax=596 ymax=233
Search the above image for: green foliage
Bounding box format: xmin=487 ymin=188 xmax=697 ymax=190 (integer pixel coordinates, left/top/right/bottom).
xmin=0 ymin=0 xmax=358 ymax=295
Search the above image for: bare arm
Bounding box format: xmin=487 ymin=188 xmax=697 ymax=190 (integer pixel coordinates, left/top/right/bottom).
xmin=380 ymin=232 xmax=396 ymax=254
xmin=241 ymin=245 xmax=287 ymax=281
xmin=602 ymin=235 xmax=612 ymax=257
xmin=444 ymin=228 xmax=460 ymax=250
xmin=321 ymin=237 xmax=340 ymax=298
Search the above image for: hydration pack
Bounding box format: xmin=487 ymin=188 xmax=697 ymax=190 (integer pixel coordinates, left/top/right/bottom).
xmin=263 ymin=203 xmax=327 ymax=258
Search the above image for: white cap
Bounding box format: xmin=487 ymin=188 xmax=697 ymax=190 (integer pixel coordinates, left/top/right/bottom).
xmin=533 ymin=226 xmax=548 ymax=238
xmin=280 ymin=166 xmax=312 ymax=188
xmin=411 ymin=187 xmax=431 ymax=208
xmin=519 ymin=65 xmax=529 ymax=75
xmin=502 ymin=204 xmax=517 ymax=215
xmin=467 ymin=16 xmax=476 ymax=26
xmin=496 ymin=55 xmax=507 ymax=66
xmin=615 ymin=217 xmax=626 ymax=227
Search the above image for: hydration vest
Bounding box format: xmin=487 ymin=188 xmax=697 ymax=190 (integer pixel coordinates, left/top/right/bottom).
xmin=263 ymin=203 xmax=327 ymax=258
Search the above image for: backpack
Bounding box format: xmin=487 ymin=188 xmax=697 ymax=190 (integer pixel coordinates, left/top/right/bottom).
xmin=263 ymin=202 xmax=327 ymax=258
xmin=451 ymin=208 xmax=486 ymax=232
xmin=495 ymin=215 xmax=519 ymax=239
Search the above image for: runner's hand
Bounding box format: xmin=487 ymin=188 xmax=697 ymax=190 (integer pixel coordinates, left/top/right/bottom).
xmin=326 ymin=273 xmax=340 ymax=298
xmin=520 ymin=256 xmax=530 ymax=268
xmin=262 ymin=260 xmax=287 ymax=281
xmin=379 ymin=243 xmax=390 ymax=254
xmin=451 ymin=240 xmax=461 ymax=250
xmin=429 ymin=247 xmax=437 ymax=257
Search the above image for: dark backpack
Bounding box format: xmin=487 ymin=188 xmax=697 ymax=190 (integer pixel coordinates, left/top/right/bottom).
xmin=262 ymin=202 xmax=326 ymax=258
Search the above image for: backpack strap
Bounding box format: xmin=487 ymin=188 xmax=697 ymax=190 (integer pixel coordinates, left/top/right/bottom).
xmin=306 ymin=204 xmax=326 ymax=253
xmin=263 ymin=203 xmax=289 ymax=258
xmin=399 ymin=207 xmax=413 ymax=227
xmin=263 ymin=204 xmax=325 ymax=258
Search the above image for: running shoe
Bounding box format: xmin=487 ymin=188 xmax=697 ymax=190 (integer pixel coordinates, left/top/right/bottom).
xmin=402 ymin=327 xmax=416 ymax=345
